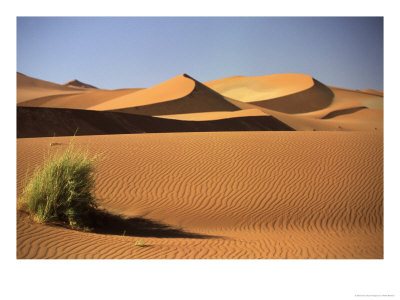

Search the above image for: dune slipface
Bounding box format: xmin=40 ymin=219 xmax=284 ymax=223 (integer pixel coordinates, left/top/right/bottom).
xmin=17 ymin=132 xmax=382 ymax=259
xmin=90 ymin=74 xmax=241 ymax=115
xmin=206 ymin=74 xmax=334 ymax=114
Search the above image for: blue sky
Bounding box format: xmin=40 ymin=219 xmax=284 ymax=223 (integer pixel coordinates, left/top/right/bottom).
xmin=17 ymin=17 xmax=383 ymax=90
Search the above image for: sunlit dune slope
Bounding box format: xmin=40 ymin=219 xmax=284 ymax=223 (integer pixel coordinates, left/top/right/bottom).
xmin=18 ymin=88 xmax=143 ymax=110
xmin=156 ymin=108 xmax=269 ymax=121
xmin=90 ymin=74 xmax=241 ymax=115
xmin=17 ymin=72 xmax=91 ymax=103
xmin=361 ymin=89 xmax=384 ymax=97
xmin=17 ymin=132 xmax=383 ymax=259
xmin=206 ymin=73 xmax=334 ymax=114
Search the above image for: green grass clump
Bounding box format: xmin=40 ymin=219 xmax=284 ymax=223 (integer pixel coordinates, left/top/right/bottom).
xmin=19 ymin=142 xmax=100 ymax=229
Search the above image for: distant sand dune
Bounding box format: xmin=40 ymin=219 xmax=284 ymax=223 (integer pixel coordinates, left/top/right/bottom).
xmin=18 ymin=88 xmax=143 ymax=109
xmin=361 ymin=89 xmax=384 ymax=97
xmin=205 ymin=73 xmax=315 ymax=102
xmin=16 ymin=72 xmax=383 ymax=132
xmin=206 ymin=74 xmax=334 ymax=114
xmin=17 ymin=72 xmax=91 ymax=103
xmin=17 ymin=132 xmax=382 ymax=259
xmin=63 ymin=79 xmax=98 ymax=89
xmin=248 ymin=79 xmax=334 ymax=114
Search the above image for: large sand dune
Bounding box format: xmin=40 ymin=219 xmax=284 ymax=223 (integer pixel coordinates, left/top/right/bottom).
xmin=95 ymin=74 xmax=241 ymax=115
xmin=16 ymin=72 xmax=383 ymax=132
xmin=206 ymin=74 xmax=334 ymax=114
xmin=17 ymin=132 xmax=383 ymax=259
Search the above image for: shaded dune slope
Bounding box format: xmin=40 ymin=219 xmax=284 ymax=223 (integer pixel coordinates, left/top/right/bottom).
xmin=206 ymin=74 xmax=334 ymax=114
xmin=226 ymin=93 xmax=382 ymax=131
xmin=17 ymin=106 xmax=293 ymax=138
xmin=249 ymin=79 xmax=334 ymax=114
xmin=17 ymin=132 xmax=383 ymax=258
xmin=63 ymin=79 xmax=98 ymax=89
xmin=205 ymin=73 xmax=315 ymax=102
xmin=322 ymin=107 xmax=367 ymax=119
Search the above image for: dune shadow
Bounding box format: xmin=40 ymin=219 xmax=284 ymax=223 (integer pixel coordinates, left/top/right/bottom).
xmin=78 ymin=208 xmax=218 ymax=239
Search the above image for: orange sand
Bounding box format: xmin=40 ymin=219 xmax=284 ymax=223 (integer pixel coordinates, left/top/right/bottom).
xmin=17 ymin=72 xmax=91 ymax=103
xmin=16 ymin=72 xmax=383 ymax=259
xmin=17 ymin=132 xmax=382 ymax=259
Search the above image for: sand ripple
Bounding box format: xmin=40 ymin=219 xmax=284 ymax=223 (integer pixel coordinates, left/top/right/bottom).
xmin=17 ymin=132 xmax=383 ymax=258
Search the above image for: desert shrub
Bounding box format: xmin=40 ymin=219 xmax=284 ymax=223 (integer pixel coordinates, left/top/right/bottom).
xmin=19 ymin=142 xmax=100 ymax=229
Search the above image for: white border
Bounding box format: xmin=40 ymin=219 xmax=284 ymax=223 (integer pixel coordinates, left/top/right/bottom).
xmin=3 ymin=1 xmax=399 ymax=299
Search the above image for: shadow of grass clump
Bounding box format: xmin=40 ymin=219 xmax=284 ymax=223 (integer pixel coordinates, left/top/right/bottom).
xmin=80 ymin=208 xmax=216 ymax=239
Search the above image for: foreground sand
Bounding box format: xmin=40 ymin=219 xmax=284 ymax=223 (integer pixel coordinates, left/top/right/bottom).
xmin=17 ymin=131 xmax=383 ymax=259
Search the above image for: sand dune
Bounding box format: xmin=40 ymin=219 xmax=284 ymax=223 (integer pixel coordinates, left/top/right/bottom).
xmin=16 ymin=72 xmax=383 ymax=132
xmin=16 ymin=70 xmax=384 ymax=259
xmin=17 ymin=72 xmax=91 ymax=103
xmin=63 ymin=79 xmax=98 ymax=89
xmin=90 ymin=74 xmax=241 ymax=115
xmin=361 ymin=89 xmax=384 ymax=97
xmin=17 ymin=132 xmax=383 ymax=259
xmin=205 ymin=73 xmax=315 ymax=102
xmin=18 ymin=88 xmax=143 ymax=110
xmin=206 ymin=74 xmax=334 ymax=114
xmin=17 ymin=106 xmax=293 ymax=138
xmin=221 ymin=86 xmax=383 ymax=131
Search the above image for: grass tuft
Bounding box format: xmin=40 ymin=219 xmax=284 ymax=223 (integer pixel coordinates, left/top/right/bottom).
xmin=134 ymin=239 xmax=146 ymax=247
xmin=19 ymin=140 xmax=100 ymax=230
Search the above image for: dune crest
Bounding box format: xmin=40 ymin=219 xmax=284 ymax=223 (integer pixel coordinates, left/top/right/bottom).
xmin=17 ymin=72 xmax=89 ymax=103
xmin=89 ymin=74 xmax=195 ymax=110
xmin=63 ymin=79 xmax=98 ymax=89
xmin=91 ymin=74 xmax=241 ymax=116
xmin=206 ymin=74 xmax=334 ymax=114
xmin=205 ymin=73 xmax=315 ymax=102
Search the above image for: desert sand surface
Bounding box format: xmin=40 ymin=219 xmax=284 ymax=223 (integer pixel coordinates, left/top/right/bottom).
xmin=16 ymin=72 xmax=383 ymax=259
xmin=17 ymin=132 xmax=382 ymax=259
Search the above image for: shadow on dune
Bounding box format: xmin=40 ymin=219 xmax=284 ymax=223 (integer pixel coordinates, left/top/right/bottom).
xmin=88 ymin=209 xmax=217 ymax=239
xmin=39 ymin=208 xmax=217 ymax=239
